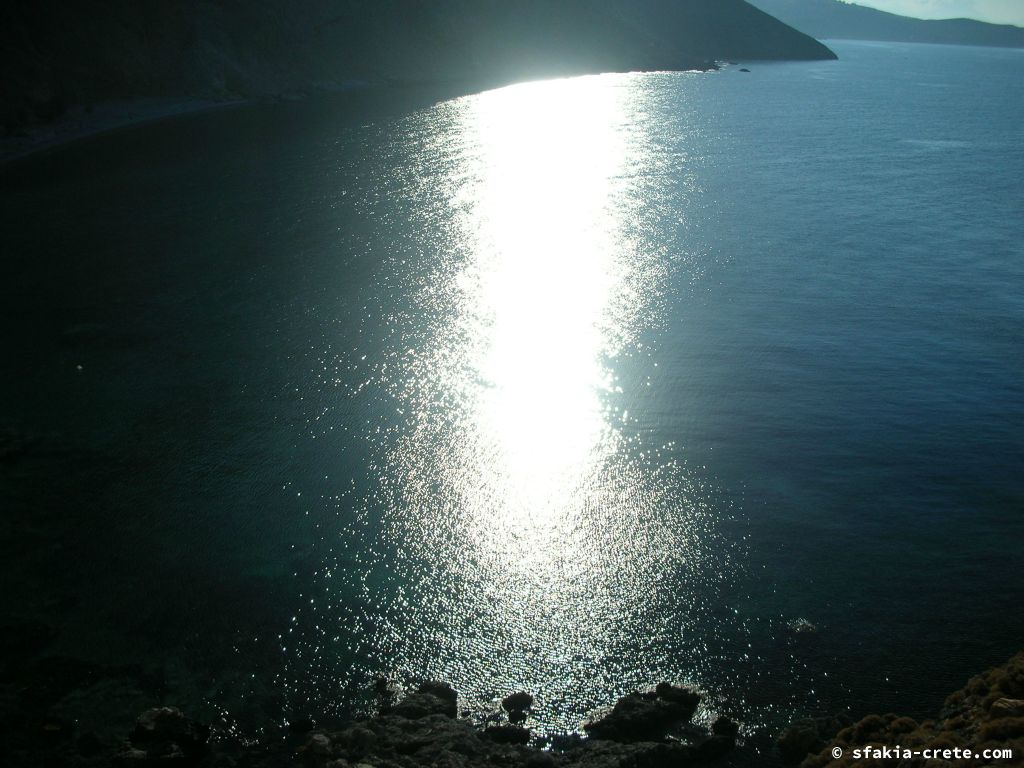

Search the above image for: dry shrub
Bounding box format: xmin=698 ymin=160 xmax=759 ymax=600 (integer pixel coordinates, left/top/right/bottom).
xmin=979 ymin=716 xmax=1024 ymax=741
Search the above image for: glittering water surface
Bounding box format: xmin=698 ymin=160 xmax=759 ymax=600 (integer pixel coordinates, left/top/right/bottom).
xmin=286 ymin=75 xmax=745 ymax=732
xmin=1 ymin=41 xmax=1022 ymax=742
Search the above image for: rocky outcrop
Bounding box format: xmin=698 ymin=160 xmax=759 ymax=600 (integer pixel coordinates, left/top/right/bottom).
xmin=777 ymin=715 xmax=852 ymax=765
xmin=42 ymin=681 xmax=735 ymax=768
xmin=114 ymin=707 xmax=210 ymax=765
xmin=502 ymin=692 xmax=535 ymax=715
xmin=787 ymin=651 xmax=1024 ymax=767
xmin=293 ymin=681 xmax=738 ymax=768
xmin=502 ymin=692 xmax=534 ymax=725
xmin=583 ymin=683 xmax=701 ymax=743
xmin=11 ymin=654 xmax=1024 ymax=768
xmin=382 ymin=681 xmax=459 ymax=720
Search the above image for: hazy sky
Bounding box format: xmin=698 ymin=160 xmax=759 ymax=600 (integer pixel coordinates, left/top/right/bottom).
xmin=849 ymin=0 xmax=1024 ymax=25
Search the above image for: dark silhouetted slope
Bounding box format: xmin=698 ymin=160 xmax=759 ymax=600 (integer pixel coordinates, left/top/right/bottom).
xmin=748 ymin=0 xmax=1024 ymax=48
xmin=1 ymin=0 xmax=834 ymax=135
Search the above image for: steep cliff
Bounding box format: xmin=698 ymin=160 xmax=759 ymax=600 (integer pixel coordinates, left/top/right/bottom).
xmin=1 ymin=0 xmax=835 ymax=134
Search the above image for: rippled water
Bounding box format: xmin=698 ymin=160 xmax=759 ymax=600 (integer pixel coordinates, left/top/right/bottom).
xmin=313 ymin=74 xmax=746 ymax=729
xmin=1 ymin=41 xmax=1022 ymax=742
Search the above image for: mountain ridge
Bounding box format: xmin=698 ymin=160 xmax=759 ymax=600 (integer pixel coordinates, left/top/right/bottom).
xmin=1 ymin=0 xmax=835 ymax=138
xmin=747 ymin=0 xmax=1024 ymax=48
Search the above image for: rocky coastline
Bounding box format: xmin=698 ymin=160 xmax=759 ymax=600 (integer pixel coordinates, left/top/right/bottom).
xmin=79 ymin=680 xmax=743 ymax=768
xmin=8 ymin=652 xmax=1022 ymax=768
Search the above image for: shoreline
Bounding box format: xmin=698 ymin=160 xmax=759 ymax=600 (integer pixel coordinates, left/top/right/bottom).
xmin=0 ymin=96 xmax=251 ymax=168
xmin=8 ymin=653 xmax=1019 ymax=767
xmin=0 ymin=62 xmax=738 ymax=170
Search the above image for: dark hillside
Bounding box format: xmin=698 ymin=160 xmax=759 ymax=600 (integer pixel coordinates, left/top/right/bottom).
xmin=1 ymin=0 xmax=835 ymax=134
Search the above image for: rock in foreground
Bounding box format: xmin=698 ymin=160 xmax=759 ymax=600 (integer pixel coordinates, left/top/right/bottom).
xmin=115 ymin=707 xmax=210 ymax=765
xmin=295 ymin=682 xmax=734 ymax=768
xmin=81 ymin=653 xmax=1024 ymax=768
xmin=381 ymin=681 xmax=459 ymax=720
xmin=583 ymin=683 xmax=701 ymax=743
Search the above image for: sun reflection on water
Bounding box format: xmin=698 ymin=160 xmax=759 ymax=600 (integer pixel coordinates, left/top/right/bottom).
xmin=459 ymin=77 xmax=631 ymax=542
xmin=295 ymin=74 xmax=741 ymax=732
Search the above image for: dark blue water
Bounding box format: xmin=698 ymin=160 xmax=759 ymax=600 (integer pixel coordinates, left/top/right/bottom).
xmin=1 ymin=40 xmax=1021 ymax=745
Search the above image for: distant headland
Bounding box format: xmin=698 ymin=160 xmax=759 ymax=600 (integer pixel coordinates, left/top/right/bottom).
xmin=748 ymin=0 xmax=1024 ymax=48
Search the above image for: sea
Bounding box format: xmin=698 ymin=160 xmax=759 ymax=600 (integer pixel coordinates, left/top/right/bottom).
xmin=1 ymin=40 xmax=1021 ymax=750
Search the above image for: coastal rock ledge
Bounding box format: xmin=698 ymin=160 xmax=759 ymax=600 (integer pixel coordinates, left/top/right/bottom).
xmin=109 ymin=681 xmax=737 ymax=768
xmin=45 ymin=652 xmax=1024 ymax=768
xmin=781 ymin=651 xmax=1024 ymax=767
xmin=288 ymin=681 xmax=737 ymax=768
